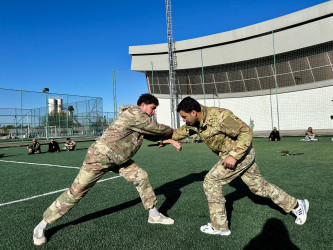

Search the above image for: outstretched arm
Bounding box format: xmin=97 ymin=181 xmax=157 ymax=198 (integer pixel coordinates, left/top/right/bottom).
xmin=160 ymin=139 xmax=182 ymax=151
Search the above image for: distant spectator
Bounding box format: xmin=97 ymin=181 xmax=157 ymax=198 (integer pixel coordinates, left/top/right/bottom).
xmin=48 ymin=139 xmax=60 ymax=153
xmin=305 ymin=127 xmax=317 ymax=141
xmin=64 ymin=138 xmax=76 ymax=151
xmin=269 ymin=127 xmax=280 ymax=141
xmin=27 ymin=139 xmax=41 ymax=154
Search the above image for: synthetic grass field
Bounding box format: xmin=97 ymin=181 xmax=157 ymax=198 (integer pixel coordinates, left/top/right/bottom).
xmin=0 ymin=137 xmax=332 ymax=249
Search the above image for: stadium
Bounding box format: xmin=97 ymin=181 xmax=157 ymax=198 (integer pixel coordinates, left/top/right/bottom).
xmin=130 ymin=1 xmax=333 ymax=136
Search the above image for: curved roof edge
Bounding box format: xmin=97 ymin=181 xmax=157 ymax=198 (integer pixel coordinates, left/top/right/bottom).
xmin=153 ymin=80 xmax=333 ymax=99
xmin=129 ymin=1 xmax=333 ymax=55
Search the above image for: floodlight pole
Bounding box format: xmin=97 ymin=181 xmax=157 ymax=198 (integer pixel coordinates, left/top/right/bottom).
xmin=165 ymin=0 xmax=179 ymax=128
xmin=43 ymin=88 xmax=49 ymax=139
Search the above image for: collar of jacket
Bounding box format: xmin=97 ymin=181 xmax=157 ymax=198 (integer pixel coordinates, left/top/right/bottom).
xmin=199 ymin=105 xmax=208 ymax=130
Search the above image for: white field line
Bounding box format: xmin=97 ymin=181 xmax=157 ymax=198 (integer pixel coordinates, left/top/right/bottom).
xmin=0 ymin=176 xmax=121 ymax=207
xmin=0 ymin=159 xmax=80 ymax=169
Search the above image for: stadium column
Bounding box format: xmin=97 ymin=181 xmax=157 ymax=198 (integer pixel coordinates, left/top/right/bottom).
xmin=201 ymin=49 xmax=206 ymax=106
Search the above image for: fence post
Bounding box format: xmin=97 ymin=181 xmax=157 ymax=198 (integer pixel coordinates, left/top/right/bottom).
xmin=272 ymin=31 xmax=280 ymax=131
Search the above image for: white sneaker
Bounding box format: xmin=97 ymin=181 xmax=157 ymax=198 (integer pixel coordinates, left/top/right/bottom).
xmin=33 ymin=227 xmax=47 ymax=245
xmin=292 ymin=199 xmax=309 ymax=225
xmin=200 ymin=223 xmax=231 ymax=236
xmin=148 ymin=213 xmax=174 ymax=225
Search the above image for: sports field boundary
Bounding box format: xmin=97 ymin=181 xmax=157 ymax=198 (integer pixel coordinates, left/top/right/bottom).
xmin=0 ymin=176 xmax=121 ymax=207
xmin=0 ymin=159 xmax=81 ymax=169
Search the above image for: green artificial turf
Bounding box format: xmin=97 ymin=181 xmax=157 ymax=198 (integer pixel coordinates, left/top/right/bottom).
xmin=0 ymin=137 xmax=332 ymax=249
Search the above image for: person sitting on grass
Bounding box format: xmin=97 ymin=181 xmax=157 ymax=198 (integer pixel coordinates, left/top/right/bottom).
xmin=27 ymin=139 xmax=41 ymax=154
xmin=171 ymin=96 xmax=309 ymax=236
xmin=64 ymin=138 xmax=76 ymax=151
xmin=48 ymin=139 xmax=60 ymax=153
xmin=269 ymin=127 xmax=280 ymax=141
xmin=305 ymin=127 xmax=317 ymax=141
xmin=33 ymin=93 xmax=182 ymax=246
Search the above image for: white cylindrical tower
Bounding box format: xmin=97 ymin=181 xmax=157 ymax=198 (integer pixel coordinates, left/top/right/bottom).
xmin=56 ymin=98 xmax=63 ymax=113
xmin=48 ymin=98 xmax=57 ymax=115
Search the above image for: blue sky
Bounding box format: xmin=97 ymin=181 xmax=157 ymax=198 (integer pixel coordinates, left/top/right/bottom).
xmin=0 ymin=0 xmax=329 ymax=111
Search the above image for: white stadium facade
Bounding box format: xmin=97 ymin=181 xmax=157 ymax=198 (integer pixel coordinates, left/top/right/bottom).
xmin=130 ymin=2 xmax=333 ymax=136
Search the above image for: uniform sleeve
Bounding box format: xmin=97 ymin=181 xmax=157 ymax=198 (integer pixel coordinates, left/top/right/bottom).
xmin=220 ymin=110 xmax=253 ymax=160
xmin=172 ymin=125 xmax=193 ymax=141
xmin=128 ymin=112 xmax=173 ymax=139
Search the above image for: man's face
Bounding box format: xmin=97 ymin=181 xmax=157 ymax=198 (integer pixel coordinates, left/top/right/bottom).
xmin=140 ymin=103 xmax=157 ymax=117
xmin=179 ymin=110 xmax=198 ymax=125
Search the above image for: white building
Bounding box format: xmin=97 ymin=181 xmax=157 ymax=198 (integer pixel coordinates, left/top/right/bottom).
xmin=130 ymin=2 xmax=333 ymax=136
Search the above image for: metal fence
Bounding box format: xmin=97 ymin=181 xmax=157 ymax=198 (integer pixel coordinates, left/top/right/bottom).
xmin=0 ymin=88 xmax=117 ymax=141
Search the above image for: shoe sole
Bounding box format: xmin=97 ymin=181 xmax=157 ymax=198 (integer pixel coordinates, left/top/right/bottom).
xmin=148 ymin=220 xmax=174 ymax=225
xmin=33 ymin=239 xmax=46 ymax=246
xmin=34 ymin=242 xmax=46 ymax=246
xmin=200 ymin=229 xmax=231 ymax=236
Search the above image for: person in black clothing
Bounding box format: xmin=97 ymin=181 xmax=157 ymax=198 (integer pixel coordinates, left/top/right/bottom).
xmin=48 ymin=139 xmax=60 ymax=152
xmin=269 ymin=127 xmax=280 ymax=141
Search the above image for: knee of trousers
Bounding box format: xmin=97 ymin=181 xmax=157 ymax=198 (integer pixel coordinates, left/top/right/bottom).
xmin=247 ymin=179 xmax=268 ymax=196
xmin=133 ymin=168 xmax=149 ymax=186
xmin=203 ymin=174 xmax=224 ymax=201
xmin=203 ymin=173 xmax=215 ymax=191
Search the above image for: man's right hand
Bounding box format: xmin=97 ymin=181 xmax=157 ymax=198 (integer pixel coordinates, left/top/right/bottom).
xmin=161 ymin=139 xmax=182 ymax=151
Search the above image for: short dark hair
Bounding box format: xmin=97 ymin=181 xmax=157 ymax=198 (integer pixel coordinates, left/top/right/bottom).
xmin=66 ymin=138 xmax=70 ymax=140
xmin=177 ymin=96 xmax=201 ymax=113
xmin=137 ymin=93 xmax=159 ymax=106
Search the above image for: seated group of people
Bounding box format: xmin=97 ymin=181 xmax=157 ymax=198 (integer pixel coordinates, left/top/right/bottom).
xmin=27 ymin=138 xmax=76 ymax=154
xmin=269 ymin=126 xmax=318 ymax=141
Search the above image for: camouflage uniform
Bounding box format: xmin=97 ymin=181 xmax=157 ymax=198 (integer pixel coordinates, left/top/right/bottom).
xmin=28 ymin=142 xmax=41 ymax=154
xmin=172 ymin=106 xmax=297 ymax=231
xmin=43 ymin=105 xmax=173 ymax=224
xmin=64 ymin=140 xmax=76 ymax=151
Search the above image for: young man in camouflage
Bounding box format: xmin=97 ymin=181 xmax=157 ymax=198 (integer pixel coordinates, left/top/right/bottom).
xmin=27 ymin=139 xmax=41 ymax=154
xmin=172 ymin=96 xmax=309 ymax=236
xmin=33 ymin=94 xmax=182 ymax=245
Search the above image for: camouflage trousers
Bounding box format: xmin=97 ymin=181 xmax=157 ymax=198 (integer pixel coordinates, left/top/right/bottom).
xmin=43 ymin=148 xmax=157 ymax=224
xmin=203 ymin=147 xmax=298 ymax=231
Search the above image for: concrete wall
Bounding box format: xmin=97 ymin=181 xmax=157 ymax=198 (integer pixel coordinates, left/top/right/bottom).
xmin=156 ymin=83 xmax=333 ymax=136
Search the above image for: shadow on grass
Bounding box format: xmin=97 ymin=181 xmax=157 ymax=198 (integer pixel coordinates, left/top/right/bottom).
xmin=225 ymin=177 xmax=287 ymax=228
xmin=0 ymin=153 xmax=21 ymax=158
xmin=46 ymin=171 xmax=208 ymax=241
xmin=244 ymin=218 xmax=300 ymax=250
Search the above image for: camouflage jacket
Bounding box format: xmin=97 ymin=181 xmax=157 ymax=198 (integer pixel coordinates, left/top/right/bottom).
xmin=172 ymin=106 xmax=253 ymax=161
xmin=28 ymin=142 xmax=41 ymax=151
xmin=93 ymin=105 xmax=173 ymax=165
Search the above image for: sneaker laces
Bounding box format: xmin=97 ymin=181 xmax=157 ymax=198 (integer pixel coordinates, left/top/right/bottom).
xmin=293 ymin=206 xmax=303 ymax=216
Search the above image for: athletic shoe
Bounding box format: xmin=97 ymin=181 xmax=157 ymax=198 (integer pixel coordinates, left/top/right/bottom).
xmin=292 ymin=199 xmax=309 ymax=225
xmin=33 ymin=228 xmax=47 ymax=245
xmin=148 ymin=213 xmax=174 ymax=225
xmin=200 ymin=223 xmax=231 ymax=236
